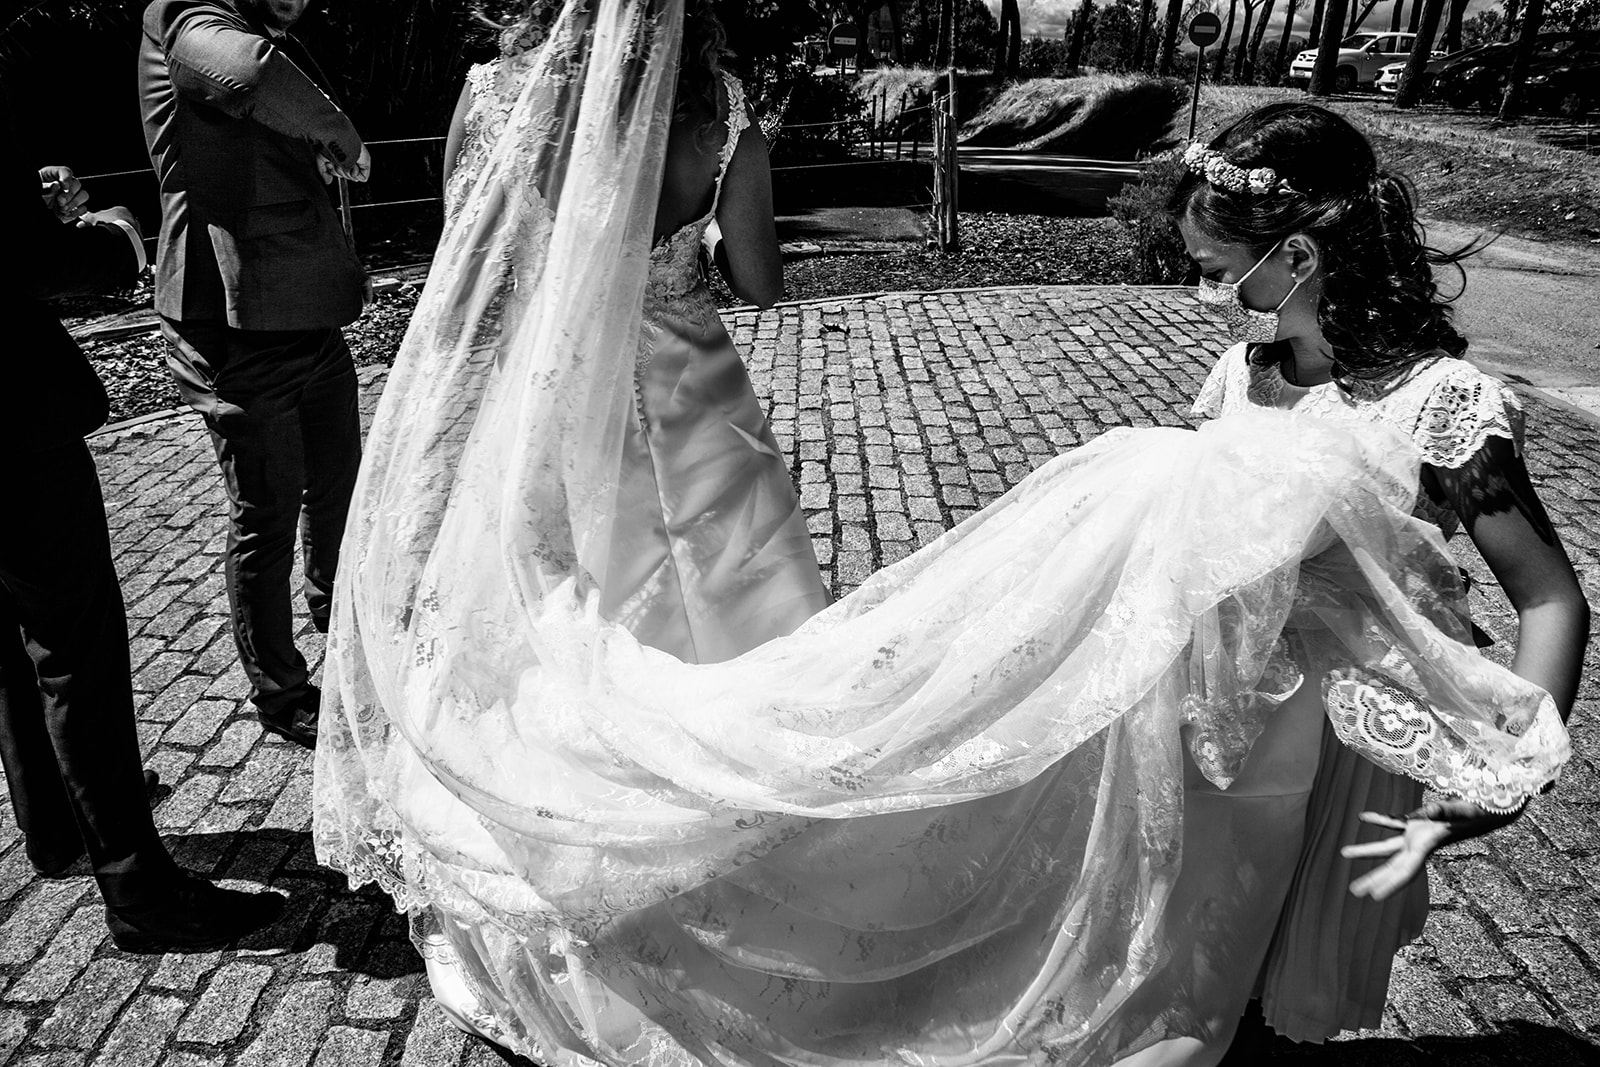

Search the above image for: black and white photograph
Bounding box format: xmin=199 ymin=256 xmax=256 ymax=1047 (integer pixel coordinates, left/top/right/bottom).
xmin=1 ymin=0 xmax=1596 ymax=1063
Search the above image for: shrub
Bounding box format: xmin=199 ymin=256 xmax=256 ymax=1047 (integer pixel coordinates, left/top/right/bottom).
xmin=1107 ymin=149 xmax=1192 ymax=284
xmin=960 ymin=74 xmax=1186 ymax=158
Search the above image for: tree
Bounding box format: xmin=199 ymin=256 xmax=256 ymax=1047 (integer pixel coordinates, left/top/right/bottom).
xmin=1390 ymin=0 xmax=1405 ymax=31
xmin=1215 ymin=0 xmax=1240 ymax=77
xmin=1087 ymin=0 xmax=1144 ymax=69
xmin=1498 ymin=0 xmax=1546 ymax=118
xmin=1273 ymin=0 xmax=1302 ymax=82
xmin=1245 ymin=0 xmax=1278 ymax=80
xmin=1461 ymin=9 xmax=1505 ymax=46
xmin=1307 ymin=0 xmax=1351 ymax=93
xmin=1133 ymin=0 xmax=1158 ymax=69
xmin=1394 ymin=0 xmax=1447 ymax=106
xmin=1502 ymin=0 xmax=1522 ymax=39
xmin=1155 ymin=0 xmax=1188 ymax=73
xmin=1307 ymin=0 xmax=1328 ymax=46
xmin=996 ymin=0 xmax=1022 ymax=75
xmin=1231 ymin=0 xmax=1266 ymax=79
xmin=1346 ymin=0 xmax=1383 ymax=33
xmin=1440 ymin=0 xmax=1472 ymax=51
xmin=1067 ymin=0 xmax=1096 ymax=68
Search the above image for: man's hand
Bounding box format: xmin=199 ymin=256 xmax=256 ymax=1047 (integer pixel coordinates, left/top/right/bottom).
xmin=39 ymin=165 xmax=90 ymax=221
xmin=316 ymin=154 xmax=337 ymax=185
xmin=76 ymin=205 xmax=142 ymax=235
xmin=331 ymin=144 xmax=371 ymax=183
xmin=1342 ymin=801 xmax=1524 ymax=901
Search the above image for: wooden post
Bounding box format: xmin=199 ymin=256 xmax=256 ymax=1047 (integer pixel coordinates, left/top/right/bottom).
xmin=896 ymin=90 xmax=907 ymax=159
xmin=930 ymin=89 xmax=945 ymax=246
xmin=944 ymin=69 xmax=960 ymax=252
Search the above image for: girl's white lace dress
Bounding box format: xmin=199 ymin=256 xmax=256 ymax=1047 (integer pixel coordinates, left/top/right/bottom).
xmin=1192 ymin=344 xmax=1527 ymax=1046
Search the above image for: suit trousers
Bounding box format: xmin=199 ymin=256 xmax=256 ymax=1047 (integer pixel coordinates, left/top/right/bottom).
xmin=161 ymin=319 xmax=361 ymax=715
xmin=0 ymin=441 xmax=179 ymax=907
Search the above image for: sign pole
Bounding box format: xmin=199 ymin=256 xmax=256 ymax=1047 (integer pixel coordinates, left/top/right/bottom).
xmin=1183 ymin=13 xmax=1223 ymax=144
xmin=1189 ymin=47 xmax=1204 ymax=142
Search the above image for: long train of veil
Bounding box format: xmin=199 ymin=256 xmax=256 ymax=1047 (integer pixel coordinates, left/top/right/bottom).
xmin=311 ymin=0 xmax=1568 ymax=1061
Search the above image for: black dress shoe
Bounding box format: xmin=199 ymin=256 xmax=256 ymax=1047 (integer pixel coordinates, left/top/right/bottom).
xmin=257 ymin=687 xmax=319 ymax=749
xmin=106 ymin=871 xmax=286 ymax=953
xmin=30 ymin=770 xmax=164 ymax=878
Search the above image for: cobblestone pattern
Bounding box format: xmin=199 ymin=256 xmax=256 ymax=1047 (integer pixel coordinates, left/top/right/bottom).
xmin=0 ymin=286 xmax=1595 ymax=1065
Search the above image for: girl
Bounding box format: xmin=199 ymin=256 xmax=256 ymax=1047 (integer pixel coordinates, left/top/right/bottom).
xmin=1172 ymin=102 xmax=1590 ymax=1050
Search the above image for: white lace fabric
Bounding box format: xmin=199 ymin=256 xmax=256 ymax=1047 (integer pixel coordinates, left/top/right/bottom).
xmin=312 ymin=3 xmax=1569 ymax=1059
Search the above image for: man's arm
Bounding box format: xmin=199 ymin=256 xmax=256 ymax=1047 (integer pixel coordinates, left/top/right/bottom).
xmin=147 ymin=0 xmax=365 ymax=171
xmin=14 ymin=162 xmax=141 ymax=301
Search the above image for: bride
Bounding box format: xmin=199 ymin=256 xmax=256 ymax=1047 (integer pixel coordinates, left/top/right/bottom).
xmin=312 ymin=1 xmax=1571 ymax=1064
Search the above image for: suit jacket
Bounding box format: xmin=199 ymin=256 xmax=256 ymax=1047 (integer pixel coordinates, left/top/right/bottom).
xmin=139 ymin=0 xmax=366 ymax=331
xmin=3 ymin=158 xmax=141 ymax=456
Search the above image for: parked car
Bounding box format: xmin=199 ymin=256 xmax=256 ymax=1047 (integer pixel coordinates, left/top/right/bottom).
xmin=1288 ymin=32 xmax=1424 ymax=92
xmin=1523 ymin=38 xmax=1600 ymax=116
xmin=1374 ymin=50 xmax=1452 ymax=93
xmin=1430 ymin=32 xmax=1593 ymax=110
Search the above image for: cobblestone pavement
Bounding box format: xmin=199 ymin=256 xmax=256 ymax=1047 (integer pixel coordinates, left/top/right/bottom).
xmin=2 ymin=286 xmax=1597 ymax=1067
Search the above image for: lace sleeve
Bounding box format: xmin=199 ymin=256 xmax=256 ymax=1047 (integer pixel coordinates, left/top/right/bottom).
xmin=1191 ymin=343 xmax=1249 ymax=420
xmin=1411 ymin=365 xmax=1525 ymax=469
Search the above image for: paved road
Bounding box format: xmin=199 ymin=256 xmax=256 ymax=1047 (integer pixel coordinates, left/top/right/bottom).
xmin=1426 ymin=220 xmax=1600 ymax=422
xmin=2 ymin=286 xmax=1597 ymax=1065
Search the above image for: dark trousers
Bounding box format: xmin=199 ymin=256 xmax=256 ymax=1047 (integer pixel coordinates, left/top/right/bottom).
xmin=0 ymin=442 xmax=178 ymax=907
xmin=161 ymin=319 xmax=361 ymax=715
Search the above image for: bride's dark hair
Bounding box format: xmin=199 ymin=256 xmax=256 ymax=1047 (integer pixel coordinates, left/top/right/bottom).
xmin=1169 ymin=102 xmax=1477 ymax=382
xmin=480 ymin=0 xmax=730 ymax=127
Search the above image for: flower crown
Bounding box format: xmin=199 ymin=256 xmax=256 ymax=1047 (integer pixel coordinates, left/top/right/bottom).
xmin=1183 ymin=143 xmax=1299 ymax=197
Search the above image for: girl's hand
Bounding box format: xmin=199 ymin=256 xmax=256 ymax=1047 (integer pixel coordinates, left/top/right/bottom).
xmin=1341 ymin=802 xmax=1523 ymax=901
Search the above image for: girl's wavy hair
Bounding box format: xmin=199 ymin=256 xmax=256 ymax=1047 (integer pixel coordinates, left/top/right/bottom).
xmin=1168 ymin=102 xmax=1480 ymax=382
xmin=480 ymin=0 xmax=731 ymax=126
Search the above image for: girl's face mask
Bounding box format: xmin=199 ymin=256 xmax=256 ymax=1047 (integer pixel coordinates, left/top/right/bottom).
xmin=1195 ymin=242 xmax=1305 ymax=344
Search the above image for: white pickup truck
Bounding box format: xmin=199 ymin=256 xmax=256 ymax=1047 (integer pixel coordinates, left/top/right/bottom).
xmin=1288 ymin=32 xmax=1424 ymax=92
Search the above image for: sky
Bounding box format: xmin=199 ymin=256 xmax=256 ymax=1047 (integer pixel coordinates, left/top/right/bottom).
xmin=998 ymin=0 xmax=1506 ymax=42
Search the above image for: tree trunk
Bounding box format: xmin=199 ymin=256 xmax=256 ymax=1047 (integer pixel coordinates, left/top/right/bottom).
xmin=997 ymin=0 xmax=1022 ymax=76
xmin=1348 ymin=0 xmax=1381 ymax=33
xmin=1307 ymin=0 xmax=1327 ymax=51
xmin=887 ymin=0 xmax=904 ymax=64
xmin=1389 ymin=0 xmax=1404 ymax=31
xmin=1156 ymin=0 xmax=1186 ymax=74
xmin=1308 ymin=0 xmax=1351 ymax=93
xmin=1232 ymin=0 xmax=1258 ymax=80
xmin=1246 ymin=0 xmax=1278 ymax=81
xmin=1273 ymin=0 xmax=1301 ymax=83
xmin=936 ymin=0 xmax=954 ymax=67
xmin=1498 ymin=0 xmax=1544 ymax=118
xmin=1409 ymin=0 xmax=1423 ymax=31
xmin=856 ymin=1 xmax=874 ymax=70
xmin=1394 ymin=0 xmax=1447 ymax=106
xmin=1216 ymin=0 xmax=1240 ymax=78
xmin=1441 ymin=0 xmax=1471 ymax=52
xmin=1133 ymin=0 xmax=1157 ymax=70
xmin=1501 ymin=0 xmax=1520 ymax=41
xmin=1067 ymin=0 xmax=1094 ymax=68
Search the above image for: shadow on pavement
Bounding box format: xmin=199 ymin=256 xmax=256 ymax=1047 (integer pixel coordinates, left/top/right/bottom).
xmin=1225 ymin=1011 xmax=1598 ymax=1065
xmin=150 ymin=827 xmax=424 ymax=977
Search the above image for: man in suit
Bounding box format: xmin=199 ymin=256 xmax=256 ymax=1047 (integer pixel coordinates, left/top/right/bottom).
xmin=139 ymin=0 xmax=371 ymax=749
xmin=1 ymin=153 xmax=284 ymax=951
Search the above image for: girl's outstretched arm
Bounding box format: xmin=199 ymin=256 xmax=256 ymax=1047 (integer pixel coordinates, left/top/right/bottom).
xmin=1345 ymin=435 xmax=1590 ymax=900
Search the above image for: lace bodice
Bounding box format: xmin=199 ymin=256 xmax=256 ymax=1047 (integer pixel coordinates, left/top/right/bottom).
xmin=1192 ymin=344 xmax=1525 ymax=536
xmin=449 ymin=60 xmax=747 ymax=304
xmin=645 ymin=73 xmax=748 ymax=308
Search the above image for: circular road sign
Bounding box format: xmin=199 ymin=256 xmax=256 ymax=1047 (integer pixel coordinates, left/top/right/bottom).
xmin=828 ymin=23 xmax=859 ymax=60
xmin=1188 ymin=12 xmax=1223 ymax=47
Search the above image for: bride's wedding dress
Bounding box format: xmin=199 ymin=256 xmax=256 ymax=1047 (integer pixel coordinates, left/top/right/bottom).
xmin=311 ymin=2 xmax=1569 ymax=1064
